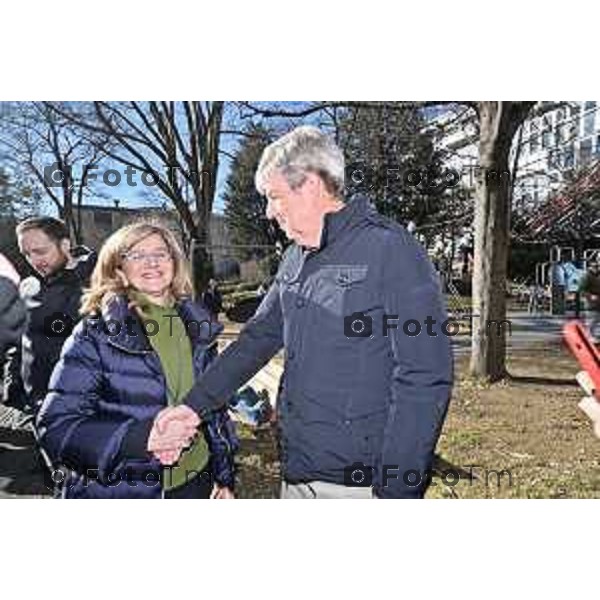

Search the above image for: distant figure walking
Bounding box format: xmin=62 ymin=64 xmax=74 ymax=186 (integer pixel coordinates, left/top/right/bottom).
xmin=202 ymin=278 xmax=223 ymax=319
xmin=528 ymin=281 xmax=544 ymax=316
xmin=579 ymin=262 xmax=600 ymax=341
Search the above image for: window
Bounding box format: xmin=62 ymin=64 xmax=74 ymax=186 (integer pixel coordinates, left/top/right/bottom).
xmin=542 ymin=115 xmax=552 ymax=148
xmin=584 ymin=105 xmax=596 ymax=136
xmin=529 ymin=119 xmax=539 ymax=153
xmin=568 ymin=103 xmax=581 ymax=139
xmin=580 ymin=138 xmax=593 ymax=166
xmin=555 ymin=109 xmax=565 ymax=144
xmin=564 ymin=143 xmax=575 ymax=168
xmin=547 ymin=150 xmax=560 ymax=170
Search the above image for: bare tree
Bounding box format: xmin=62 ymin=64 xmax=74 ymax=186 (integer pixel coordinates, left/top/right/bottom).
xmin=468 ymin=101 xmax=536 ymax=380
xmin=240 ymin=100 xmax=542 ymax=381
xmin=0 ymin=102 xmax=108 ymax=243
xmin=51 ymin=101 xmax=224 ymax=291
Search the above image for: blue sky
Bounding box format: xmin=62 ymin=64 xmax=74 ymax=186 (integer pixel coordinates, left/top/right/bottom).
xmin=33 ymin=101 xmax=335 ymax=217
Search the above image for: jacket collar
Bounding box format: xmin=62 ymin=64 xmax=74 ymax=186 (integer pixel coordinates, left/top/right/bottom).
xmin=44 ymin=248 xmax=97 ymax=286
xmin=98 ymin=294 xmax=223 ymax=354
xmin=317 ymin=193 xmax=372 ymax=250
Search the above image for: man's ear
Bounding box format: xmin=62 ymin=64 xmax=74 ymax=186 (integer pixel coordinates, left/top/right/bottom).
xmin=60 ymin=238 xmax=72 ymax=257
xmin=305 ymin=171 xmax=326 ymax=199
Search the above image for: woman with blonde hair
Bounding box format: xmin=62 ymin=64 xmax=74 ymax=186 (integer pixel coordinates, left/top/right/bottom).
xmin=36 ymin=221 xmax=238 ymax=499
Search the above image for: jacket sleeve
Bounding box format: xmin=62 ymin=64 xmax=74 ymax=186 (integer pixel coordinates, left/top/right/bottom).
xmin=2 ymin=344 xmax=25 ymax=408
xmin=195 ymin=339 xmax=239 ymax=489
xmin=36 ymin=327 xmax=144 ymax=481
xmin=202 ymin=409 xmax=239 ymax=489
xmin=184 ymin=263 xmax=286 ymax=417
xmin=375 ymin=230 xmax=453 ymax=499
xmin=0 ymin=277 xmax=27 ymax=355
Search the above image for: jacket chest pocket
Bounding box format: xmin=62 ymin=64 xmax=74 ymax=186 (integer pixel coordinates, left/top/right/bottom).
xmin=307 ymin=265 xmax=369 ymax=318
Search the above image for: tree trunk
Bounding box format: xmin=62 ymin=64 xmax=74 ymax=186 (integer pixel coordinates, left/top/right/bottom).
xmin=470 ymin=102 xmax=534 ymax=381
xmin=191 ymin=102 xmax=223 ymax=295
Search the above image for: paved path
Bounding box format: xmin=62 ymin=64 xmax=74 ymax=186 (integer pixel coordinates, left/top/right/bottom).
xmin=450 ymin=311 xmax=569 ymax=354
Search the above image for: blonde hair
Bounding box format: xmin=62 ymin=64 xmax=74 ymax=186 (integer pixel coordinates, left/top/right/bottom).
xmin=80 ymin=221 xmax=194 ymax=315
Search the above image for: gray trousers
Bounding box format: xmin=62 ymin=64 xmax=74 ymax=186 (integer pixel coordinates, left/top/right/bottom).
xmin=281 ymin=480 xmax=375 ymax=499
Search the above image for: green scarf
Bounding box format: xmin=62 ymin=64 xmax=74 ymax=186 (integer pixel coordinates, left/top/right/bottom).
xmin=130 ymin=291 xmax=210 ymax=491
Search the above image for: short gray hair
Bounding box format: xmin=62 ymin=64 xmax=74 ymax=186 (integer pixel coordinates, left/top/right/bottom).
xmin=255 ymin=126 xmax=345 ymax=198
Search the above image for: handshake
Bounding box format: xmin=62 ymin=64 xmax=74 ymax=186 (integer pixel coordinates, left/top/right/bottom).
xmin=145 ymin=405 xmax=234 ymax=499
xmin=146 ymin=405 xmax=201 ymax=466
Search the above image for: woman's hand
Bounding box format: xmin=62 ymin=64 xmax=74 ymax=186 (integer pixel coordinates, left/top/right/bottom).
xmin=147 ymin=406 xmax=200 ymax=465
xmin=210 ymin=484 xmax=235 ymax=499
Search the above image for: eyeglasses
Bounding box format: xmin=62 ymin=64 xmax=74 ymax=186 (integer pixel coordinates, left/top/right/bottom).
xmin=121 ymin=250 xmax=172 ymax=264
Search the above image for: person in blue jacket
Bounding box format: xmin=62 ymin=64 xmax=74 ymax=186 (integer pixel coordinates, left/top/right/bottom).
xmin=154 ymin=126 xmax=454 ymax=499
xmin=36 ymin=222 xmax=238 ymax=499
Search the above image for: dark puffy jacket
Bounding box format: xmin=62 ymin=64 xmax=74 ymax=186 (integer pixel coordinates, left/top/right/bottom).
xmin=36 ymin=295 xmax=238 ymax=499
xmin=0 ymin=277 xmax=27 ymax=355
xmin=3 ymin=248 xmax=96 ymax=410
xmin=184 ymin=194 xmax=453 ymax=498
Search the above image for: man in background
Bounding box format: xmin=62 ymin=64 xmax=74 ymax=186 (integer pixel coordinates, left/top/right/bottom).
xmin=3 ymin=217 xmax=96 ymax=422
xmin=578 ymin=261 xmax=600 ymax=341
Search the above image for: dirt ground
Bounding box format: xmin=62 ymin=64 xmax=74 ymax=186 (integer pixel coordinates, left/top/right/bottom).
xmin=2 ymin=341 xmax=599 ymax=499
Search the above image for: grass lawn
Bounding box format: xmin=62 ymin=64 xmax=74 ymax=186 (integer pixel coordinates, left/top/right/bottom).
xmin=235 ymin=342 xmax=600 ymax=498
xmin=2 ymin=341 xmax=598 ymax=499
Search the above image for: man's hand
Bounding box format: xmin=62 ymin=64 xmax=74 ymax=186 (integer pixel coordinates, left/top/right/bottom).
xmin=0 ymin=253 xmax=20 ymax=286
xmin=578 ymin=396 xmax=600 ymax=438
xmin=210 ymin=485 xmax=235 ymax=499
xmin=574 ymin=371 xmax=600 ymax=438
xmin=147 ymin=405 xmax=201 ymax=465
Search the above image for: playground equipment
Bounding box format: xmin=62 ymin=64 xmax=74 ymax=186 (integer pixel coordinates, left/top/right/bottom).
xmin=533 ymin=245 xmax=592 ymax=315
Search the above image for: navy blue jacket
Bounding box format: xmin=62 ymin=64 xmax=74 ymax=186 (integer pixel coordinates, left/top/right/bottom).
xmin=36 ymin=295 xmax=238 ymax=499
xmin=184 ymin=194 xmax=453 ymax=498
xmin=4 ymin=249 xmax=96 ymax=410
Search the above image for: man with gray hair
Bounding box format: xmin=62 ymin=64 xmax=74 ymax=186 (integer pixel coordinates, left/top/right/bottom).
xmin=152 ymin=125 xmax=453 ymax=499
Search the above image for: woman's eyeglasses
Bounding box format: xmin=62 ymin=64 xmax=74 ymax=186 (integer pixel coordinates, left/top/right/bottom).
xmin=121 ymin=250 xmax=172 ymax=265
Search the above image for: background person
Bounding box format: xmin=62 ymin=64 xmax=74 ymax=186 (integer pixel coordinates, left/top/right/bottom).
xmin=202 ymin=278 xmax=223 ymax=319
xmin=2 ymin=217 xmax=96 ymax=419
xmin=578 ymin=261 xmax=600 ymax=341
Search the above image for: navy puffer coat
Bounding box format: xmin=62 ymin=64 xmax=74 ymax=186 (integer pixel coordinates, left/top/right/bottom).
xmin=36 ymin=294 xmax=238 ymax=499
